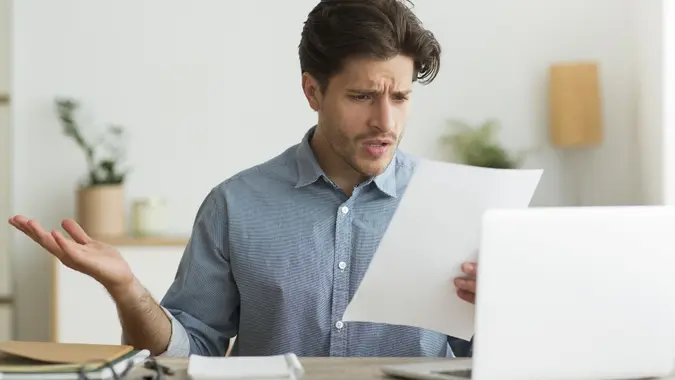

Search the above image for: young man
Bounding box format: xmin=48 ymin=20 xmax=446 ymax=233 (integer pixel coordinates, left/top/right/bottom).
xmin=9 ymin=0 xmax=477 ymax=357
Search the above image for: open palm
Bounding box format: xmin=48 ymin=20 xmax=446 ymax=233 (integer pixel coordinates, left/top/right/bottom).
xmin=8 ymin=215 xmax=134 ymax=292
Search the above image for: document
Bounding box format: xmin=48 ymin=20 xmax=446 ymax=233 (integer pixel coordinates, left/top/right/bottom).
xmin=342 ymin=159 xmax=543 ymax=341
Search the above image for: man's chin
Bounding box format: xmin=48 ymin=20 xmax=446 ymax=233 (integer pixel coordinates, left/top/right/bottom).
xmin=354 ymin=158 xmax=394 ymax=178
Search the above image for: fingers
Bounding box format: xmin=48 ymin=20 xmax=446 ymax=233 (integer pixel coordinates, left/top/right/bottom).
xmin=461 ymin=262 xmax=477 ymax=277
xmin=8 ymin=215 xmax=35 ymax=239
xmin=454 ymin=277 xmax=476 ymax=294
xmin=454 ymin=261 xmax=478 ymax=305
xmin=61 ymin=219 xmax=92 ymax=245
xmin=52 ymin=230 xmax=84 ymax=264
xmin=8 ymin=216 xmax=87 ymax=262
xmin=26 ymin=219 xmax=66 ymax=258
xmin=457 ymin=289 xmax=476 ymax=304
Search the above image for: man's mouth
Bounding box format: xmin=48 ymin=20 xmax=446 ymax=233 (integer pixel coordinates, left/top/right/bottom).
xmin=363 ymin=138 xmax=395 ymax=146
xmin=362 ymin=140 xmax=393 ymax=158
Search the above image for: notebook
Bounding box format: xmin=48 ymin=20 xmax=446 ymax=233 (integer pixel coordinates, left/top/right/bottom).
xmin=187 ymin=353 xmax=304 ymax=380
xmin=0 ymin=341 xmax=150 ymax=379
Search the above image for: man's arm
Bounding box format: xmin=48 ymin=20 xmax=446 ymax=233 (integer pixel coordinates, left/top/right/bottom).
xmin=112 ymin=278 xmax=173 ymax=356
xmin=115 ymin=187 xmax=238 ymax=357
xmin=9 ymin=190 xmax=235 ymax=357
xmin=156 ymin=187 xmax=239 ymax=357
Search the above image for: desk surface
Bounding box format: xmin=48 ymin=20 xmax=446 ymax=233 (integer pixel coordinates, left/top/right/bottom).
xmin=128 ymin=356 xmax=448 ymax=380
xmin=127 ymin=356 xmax=675 ymax=380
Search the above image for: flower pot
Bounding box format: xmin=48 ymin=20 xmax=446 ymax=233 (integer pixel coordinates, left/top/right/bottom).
xmin=76 ymin=185 xmax=126 ymax=237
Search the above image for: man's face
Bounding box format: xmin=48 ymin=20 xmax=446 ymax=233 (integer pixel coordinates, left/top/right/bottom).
xmin=304 ymin=55 xmax=414 ymax=178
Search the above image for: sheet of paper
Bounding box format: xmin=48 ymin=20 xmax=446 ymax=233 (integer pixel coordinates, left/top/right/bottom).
xmin=187 ymin=353 xmax=304 ymax=380
xmin=342 ymin=159 xmax=543 ymax=341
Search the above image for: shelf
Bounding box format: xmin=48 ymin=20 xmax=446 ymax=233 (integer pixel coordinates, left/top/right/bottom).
xmin=91 ymin=235 xmax=190 ymax=247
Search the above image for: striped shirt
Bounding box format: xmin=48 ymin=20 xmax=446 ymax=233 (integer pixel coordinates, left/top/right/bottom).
xmin=158 ymin=126 xmax=472 ymax=357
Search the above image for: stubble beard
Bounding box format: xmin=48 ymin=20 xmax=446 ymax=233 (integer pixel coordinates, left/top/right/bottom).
xmin=335 ymin=131 xmax=401 ymax=179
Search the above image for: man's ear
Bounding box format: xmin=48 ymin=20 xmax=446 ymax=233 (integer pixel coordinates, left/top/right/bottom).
xmin=302 ymin=73 xmax=322 ymax=112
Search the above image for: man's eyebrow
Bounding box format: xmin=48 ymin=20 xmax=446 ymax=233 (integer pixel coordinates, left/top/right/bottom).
xmin=346 ymin=88 xmax=413 ymax=95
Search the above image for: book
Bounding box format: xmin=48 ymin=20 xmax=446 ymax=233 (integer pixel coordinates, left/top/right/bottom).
xmin=0 ymin=341 xmax=150 ymax=379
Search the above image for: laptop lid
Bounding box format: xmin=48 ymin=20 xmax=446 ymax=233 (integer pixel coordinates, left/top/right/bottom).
xmin=471 ymin=206 xmax=675 ymax=380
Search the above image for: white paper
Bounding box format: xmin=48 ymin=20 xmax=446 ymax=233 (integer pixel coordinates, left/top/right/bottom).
xmin=342 ymin=159 xmax=543 ymax=341
xmin=187 ymin=353 xmax=304 ymax=380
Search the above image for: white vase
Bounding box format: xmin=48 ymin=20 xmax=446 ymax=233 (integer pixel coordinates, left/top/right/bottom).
xmin=131 ymin=198 xmax=168 ymax=237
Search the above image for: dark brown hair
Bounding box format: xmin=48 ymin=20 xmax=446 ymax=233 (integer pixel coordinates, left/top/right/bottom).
xmin=298 ymin=0 xmax=442 ymax=92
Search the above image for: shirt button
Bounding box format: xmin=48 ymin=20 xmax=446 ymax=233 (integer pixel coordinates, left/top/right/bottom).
xmin=341 ymin=206 xmax=349 ymax=214
xmin=335 ymin=321 xmax=344 ymax=329
xmin=338 ymin=261 xmax=347 ymax=270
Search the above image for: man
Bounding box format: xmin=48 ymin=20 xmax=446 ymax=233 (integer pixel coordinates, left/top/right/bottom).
xmin=8 ymin=0 xmax=477 ymax=357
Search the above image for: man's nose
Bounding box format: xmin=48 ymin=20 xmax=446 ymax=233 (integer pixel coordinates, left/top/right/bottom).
xmin=370 ymin=98 xmax=395 ymax=132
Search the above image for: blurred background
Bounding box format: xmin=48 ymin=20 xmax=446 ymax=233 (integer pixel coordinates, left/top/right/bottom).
xmin=0 ymin=0 xmax=673 ymax=345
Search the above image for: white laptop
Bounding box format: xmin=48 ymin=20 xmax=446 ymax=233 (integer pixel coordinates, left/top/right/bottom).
xmin=381 ymin=206 xmax=675 ymax=380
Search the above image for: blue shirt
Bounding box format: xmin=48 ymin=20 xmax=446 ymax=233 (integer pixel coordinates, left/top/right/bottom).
xmin=158 ymin=126 xmax=472 ymax=357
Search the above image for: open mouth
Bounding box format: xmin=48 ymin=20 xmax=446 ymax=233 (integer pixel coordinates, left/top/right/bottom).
xmin=363 ymin=141 xmax=392 ymax=158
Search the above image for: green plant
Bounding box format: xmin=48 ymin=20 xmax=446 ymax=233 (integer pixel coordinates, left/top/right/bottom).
xmin=439 ymin=119 xmax=524 ymax=169
xmin=55 ymin=97 xmax=129 ymax=187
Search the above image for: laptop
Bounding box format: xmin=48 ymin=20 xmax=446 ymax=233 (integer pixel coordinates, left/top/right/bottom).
xmin=381 ymin=206 xmax=675 ymax=380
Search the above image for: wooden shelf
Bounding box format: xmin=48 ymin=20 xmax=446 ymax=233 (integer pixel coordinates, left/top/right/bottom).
xmin=91 ymin=235 xmax=190 ymax=247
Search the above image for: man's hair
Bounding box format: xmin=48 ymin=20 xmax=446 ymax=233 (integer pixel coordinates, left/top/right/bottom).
xmin=298 ymin=0 xmax=441 ymax=92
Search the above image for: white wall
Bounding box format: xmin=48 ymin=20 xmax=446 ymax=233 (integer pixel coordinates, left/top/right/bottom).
xmin=634 ymin=0 xmax=675 ymax=205
xmin=635 ymin=0 xmax=664 ymax=205
xmin=664 ymin=0 xmax=675 ymax=204
xmin=0 ymin=0 xmax=14 ymax=339
xmin=410 ymin=0 xmax=641 ymax=208
xmin=11 ymin=0 xmax=644 ymax=341
xmin=0 ymin=0 xmax=8 ymax=93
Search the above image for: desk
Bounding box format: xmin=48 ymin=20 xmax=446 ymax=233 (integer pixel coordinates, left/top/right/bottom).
xmin=125 ymin=357 xmax=675 ymax=380
xmin=127 ymin=357 xmax=449 ymax=380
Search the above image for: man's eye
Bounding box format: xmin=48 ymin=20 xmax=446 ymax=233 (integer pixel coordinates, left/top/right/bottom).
xmin=350 ymin=94 xmax=371 ymax=101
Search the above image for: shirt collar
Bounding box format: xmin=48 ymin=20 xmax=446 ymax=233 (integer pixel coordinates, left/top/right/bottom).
xmin=294 ymin=126 xmax=398 ymax=198
xmin=295 ymin=127 xmax=325 ymax=188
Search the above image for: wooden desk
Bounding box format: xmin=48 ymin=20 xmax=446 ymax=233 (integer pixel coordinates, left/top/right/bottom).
xmin=125 ymin=356 xmax=675 ymax=380
xmin=127 ymin=357 xmax=448 ymax=380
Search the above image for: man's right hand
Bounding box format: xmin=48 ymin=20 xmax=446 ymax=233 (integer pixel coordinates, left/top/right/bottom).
xmin=8 ymin=215 xmax=135 ymax=295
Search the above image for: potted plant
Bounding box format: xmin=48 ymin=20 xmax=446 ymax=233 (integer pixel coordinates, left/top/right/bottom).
xmin=439 ymin=118 xmax=525 ymax=169
xmin=55 ymin=97 xmax=130 ymax=237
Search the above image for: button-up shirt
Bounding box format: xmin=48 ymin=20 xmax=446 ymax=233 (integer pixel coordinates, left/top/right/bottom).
xmin=159 ymin=126 xmax=471 ymax=357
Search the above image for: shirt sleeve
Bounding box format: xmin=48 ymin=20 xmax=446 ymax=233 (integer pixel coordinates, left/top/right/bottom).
xmin=158 ymin=187 xmax=239 ymax=357
xmin=447 ymin=335 xmax=473 ymax=358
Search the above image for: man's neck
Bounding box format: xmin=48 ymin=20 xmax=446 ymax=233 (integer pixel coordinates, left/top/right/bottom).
xmin=309 ymin=130 xmax=365 ymax=196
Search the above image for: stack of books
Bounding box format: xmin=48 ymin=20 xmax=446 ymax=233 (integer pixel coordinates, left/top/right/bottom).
xmin=0 ymin=341 xmax=150 ymax=379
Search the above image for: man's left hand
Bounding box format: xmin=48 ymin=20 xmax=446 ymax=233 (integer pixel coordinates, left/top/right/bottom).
xmin=454 ymin=261 xmax=477 ymax=304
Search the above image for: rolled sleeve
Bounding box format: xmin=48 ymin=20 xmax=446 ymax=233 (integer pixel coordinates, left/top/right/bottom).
xmin=119 ymin=306 xmax=191 ymax=356
xmin=159 ymin=187 xmax=239 ymax=357
xmin=158 ymin=306 xmax=190 ymax=357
